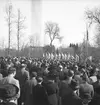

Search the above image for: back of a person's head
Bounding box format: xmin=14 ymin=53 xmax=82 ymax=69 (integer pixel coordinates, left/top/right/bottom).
xmin=8 ymin=67 xmax=16 ymax=75
xmin=63 ymin=71 xmax=69 ymax=80
xmin=63 ymin=74 xmax=69 ymax=80
xmin=70 ymin=79 xmax=80 ymax=91
xmin=31 ymin=72 xmax=37 ymax=78
xmin=68 ymin=70 xmax=74 ymax=77
xmin=82 ymin=74 xmax=87 ymax=82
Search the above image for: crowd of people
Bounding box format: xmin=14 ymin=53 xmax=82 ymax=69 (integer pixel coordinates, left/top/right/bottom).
xmin=0 ymin=56 xmax=100 ymax=105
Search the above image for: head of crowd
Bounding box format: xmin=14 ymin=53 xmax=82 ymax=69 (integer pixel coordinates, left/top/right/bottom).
xmin=0 ymin=56 xmax=100 ymax=105
xmin=0 ymin=56 xmax=99 ymax=78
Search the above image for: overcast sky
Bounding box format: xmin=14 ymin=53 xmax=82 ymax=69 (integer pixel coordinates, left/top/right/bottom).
xmin=0 ymin=0 xmax=100 ymax=48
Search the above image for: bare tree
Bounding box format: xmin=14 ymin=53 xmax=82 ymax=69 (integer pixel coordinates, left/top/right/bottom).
xmin=16 ymin=9 xmax=26 ymax=56
xmin=85 ymin=7 xmax=100 ymax=47
xmin=5 ymin=3 xmax=14 ymax=55
xmin=45 ymin=21 xmax=61 ymax=46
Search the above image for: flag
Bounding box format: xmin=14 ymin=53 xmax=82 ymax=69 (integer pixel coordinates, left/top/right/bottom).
xmin=55 ymin=53 xmax=58 ymax=59
xmin=43 ymin=53 xmax=45 ymax=58
xmin=75 ymin=54 xmax=79 ymax=62
xmin=64 ymin=54 xmax=67 ymax=60
xmin=59 ymin=53 xmax=61 ymax=59
xmin=48 ymin=53 xmax=50 ymax=59
xmin=68 ymin=53 xmax=70 ymax=60
xmin=51 ymin=53 xmax=54 ymax=59
xmin=45 ymin=53 xmax=48 ymax=59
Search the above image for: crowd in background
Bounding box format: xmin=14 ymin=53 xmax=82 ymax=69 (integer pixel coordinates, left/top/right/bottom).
xmin=0 ymin=56 xmax=100 ymax=105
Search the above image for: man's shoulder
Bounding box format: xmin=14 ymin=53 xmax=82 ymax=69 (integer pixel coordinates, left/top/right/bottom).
xmin=9 ymin=77 xmax=19 ymax=85
xmin=93 ymin=81 xmax=100 ymax=87
xmin=12 ymin=78 xmax=19 ymax=83
xmin=80 ymin=82 xmax=92 ymax=86
xmin=80 ymin=82 xmax=93 ymax=90
xmin=0 ymin=77 xmax=19 ymax=88
xmin=22 ymin=69 xmax=29 ymax=74
xmin=26 ymin=79 xmax=36 ymax=84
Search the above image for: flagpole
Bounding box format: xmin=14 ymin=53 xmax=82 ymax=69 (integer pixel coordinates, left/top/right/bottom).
xmin=86 ymin=23 xmax=89 ymax=59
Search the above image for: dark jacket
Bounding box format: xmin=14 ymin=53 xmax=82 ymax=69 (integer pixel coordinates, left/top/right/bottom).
xmin=43 ymin=80 xmax=59 ymax=105
xmin=91 ymin=81 xmax=100 ymax=105
xmin=15 ymin=68 xmax=30 ymax=89
xmin=62 ymin=92 xmax=82 ymax=105
xmin=93 ymin=81 xmax=100 ymax=95
xmin=15 ymin=68 xmax=29 ymax=105
xmin=32 ymin=84 xmax=49 ymax=105
xmin=59 ymin=80 xmax=72 ymax=98
xmin=23 ymin=78 xmax=37 ymax=105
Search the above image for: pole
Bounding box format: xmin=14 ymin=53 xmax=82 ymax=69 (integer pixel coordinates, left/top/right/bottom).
xmin=86 ymin=23 xmax=89 ymax=58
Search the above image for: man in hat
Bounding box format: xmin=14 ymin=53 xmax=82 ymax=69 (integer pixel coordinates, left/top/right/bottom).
xmin=32 ymin=76 xmax=49 ymax=105
xmin=62 ymin=79 xmax=81 ymax=105
xmin=43 ymin=73 xmax=59 ymax=105
xmin=0 ymin=67 xmax=20 ymax=105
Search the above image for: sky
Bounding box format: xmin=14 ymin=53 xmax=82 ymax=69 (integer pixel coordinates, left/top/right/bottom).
xmin=0 ymin=0 xmax=100 ymax=48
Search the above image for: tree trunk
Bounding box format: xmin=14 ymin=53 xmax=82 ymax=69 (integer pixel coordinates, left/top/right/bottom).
xmin=50 ymin=40 xmax=53 ymax=47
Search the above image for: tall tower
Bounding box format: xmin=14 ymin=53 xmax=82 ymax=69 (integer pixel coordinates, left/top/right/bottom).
xmin=31 ymin=0 xmax=42 ymax=46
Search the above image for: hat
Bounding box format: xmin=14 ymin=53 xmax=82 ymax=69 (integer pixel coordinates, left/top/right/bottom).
xmin=47 ymin=70 xmax=58 ymax=79
xmin=68 ymin=70 xmax=74 ymax=77
xmin=21 ymin=63 xmax=27 ymax=67
xmin=0 ymin=84 xmax=19 ymax=100
xmin=36 ymin=76 xmax=43 ymax=83
xmin=31 ymin=72 xmax=37 ymax=77
xmin=70 ymin=79 xmax=80 ymax=90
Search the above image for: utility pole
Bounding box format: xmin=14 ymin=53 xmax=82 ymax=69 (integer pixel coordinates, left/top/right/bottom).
xmin=85 ymin=22 xmax=91 ymax=59
xmin=86 ymin=23 xmax=89 ymax=58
